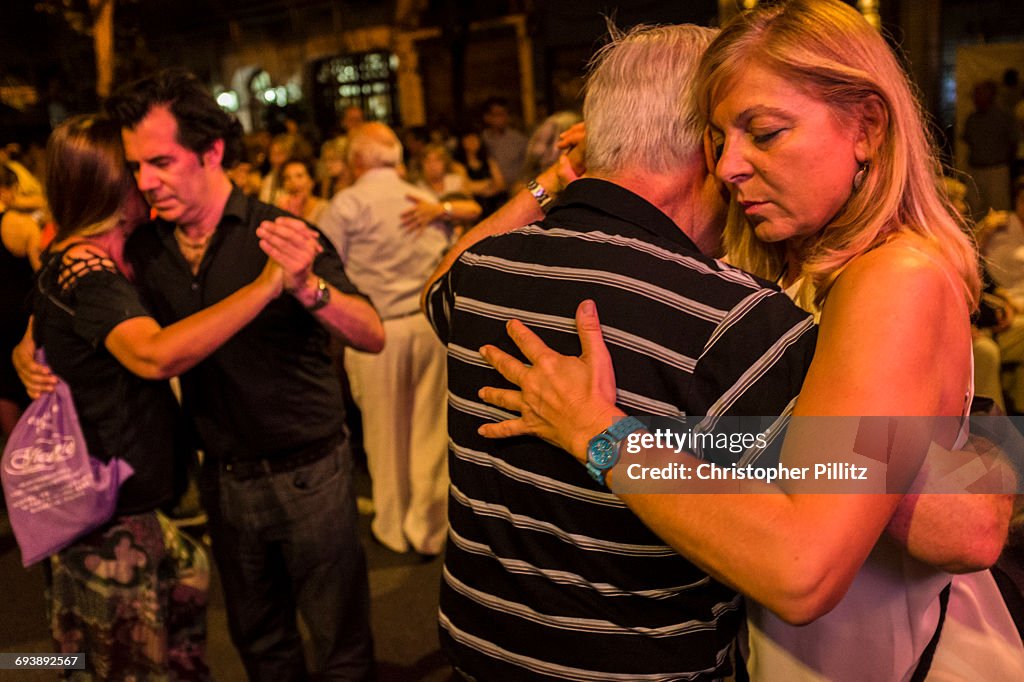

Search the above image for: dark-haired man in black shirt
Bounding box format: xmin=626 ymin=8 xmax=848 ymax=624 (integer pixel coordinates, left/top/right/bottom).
xmin=111 ymin=70 xmax=383 ymax=682
xmin=17 ymin=73 xmax=382 ymax=680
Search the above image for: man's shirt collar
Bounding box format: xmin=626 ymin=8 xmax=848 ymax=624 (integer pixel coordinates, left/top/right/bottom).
xmin=547 ymin=178 xmax=700 ymax=253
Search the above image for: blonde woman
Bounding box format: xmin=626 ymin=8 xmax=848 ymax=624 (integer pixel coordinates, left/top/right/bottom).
xmin=473 ymin=1 xmax=1021 ymax=679
xmin=402 ymin=144 xmax=482 ymax=232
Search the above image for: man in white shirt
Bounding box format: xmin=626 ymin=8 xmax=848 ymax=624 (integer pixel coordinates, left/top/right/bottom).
xmin=318 ymin=122 xmax=453 ymax=555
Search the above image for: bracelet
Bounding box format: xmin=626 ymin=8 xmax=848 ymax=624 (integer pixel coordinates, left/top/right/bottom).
xmin=526 ymin=179 xmax=554 ymax=213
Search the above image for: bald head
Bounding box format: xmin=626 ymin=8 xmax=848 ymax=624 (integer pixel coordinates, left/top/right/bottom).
xmin=348 ymin=122 xmax=403 ymax=175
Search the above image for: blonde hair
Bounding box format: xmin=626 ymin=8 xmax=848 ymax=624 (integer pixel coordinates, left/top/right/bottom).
xmin=697 ymin=0 xmax=980 ymax=309
xmin=421 ymin=143 xmax=453 ymax=168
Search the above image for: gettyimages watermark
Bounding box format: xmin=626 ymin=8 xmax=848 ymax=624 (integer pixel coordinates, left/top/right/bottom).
xmin=608 ymin=414 xmax=1024 ymax=495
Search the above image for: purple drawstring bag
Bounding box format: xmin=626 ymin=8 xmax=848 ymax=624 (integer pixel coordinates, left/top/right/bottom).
xmin=1 ymin=359 xmax=133 ymax=567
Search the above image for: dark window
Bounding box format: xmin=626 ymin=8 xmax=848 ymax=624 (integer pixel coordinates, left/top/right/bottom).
xmin=312 ymin=51 xmax=400 ymax=135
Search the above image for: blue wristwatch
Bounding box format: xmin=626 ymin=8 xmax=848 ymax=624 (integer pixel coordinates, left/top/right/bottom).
xmin=585 ymin=416 xmax=646 ymax=486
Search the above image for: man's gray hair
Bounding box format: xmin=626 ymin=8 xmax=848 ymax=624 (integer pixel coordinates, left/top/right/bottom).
xmin=347 ymin=122 xmax=403 ymax=169
xmin=584 ymin=23 xmax=718 ymax=175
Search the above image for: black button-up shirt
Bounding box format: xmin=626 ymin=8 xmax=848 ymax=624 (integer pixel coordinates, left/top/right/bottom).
xmin=126 ymin=188 xmax=369 ymax=462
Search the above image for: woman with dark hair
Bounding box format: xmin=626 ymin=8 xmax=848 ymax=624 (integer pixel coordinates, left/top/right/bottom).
xmin=277 ymin=157 xmax=328 ymax=224
xmin=27 ymin=114 xmax=283 ymax=679
xmin=452 ymin=129 xmax=505 ymax=217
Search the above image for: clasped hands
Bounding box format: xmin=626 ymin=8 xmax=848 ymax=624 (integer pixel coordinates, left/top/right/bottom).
xmin=256 ymin=216 xmax=323 ymax=300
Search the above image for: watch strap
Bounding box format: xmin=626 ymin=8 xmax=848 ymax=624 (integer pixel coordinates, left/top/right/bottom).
xmin=584 ymin=460 xmax=611 ymax=486
xmin=305 ymin=277 xmax=330 ymax=311
xmin=605 ymin=415 xmax=646 ymax=441
xmin=585 ymin=416 xmax=645 ymax=486
xmin=526 ymin=178 xmax=554 ymax=213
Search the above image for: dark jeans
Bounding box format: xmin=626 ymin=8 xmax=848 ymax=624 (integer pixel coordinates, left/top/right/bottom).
xmin=200 ymin=442 xmax=374 ymax=681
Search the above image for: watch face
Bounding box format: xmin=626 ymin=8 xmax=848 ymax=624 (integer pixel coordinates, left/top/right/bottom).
xmin=589 ymin=435 xmax=620 ymax=470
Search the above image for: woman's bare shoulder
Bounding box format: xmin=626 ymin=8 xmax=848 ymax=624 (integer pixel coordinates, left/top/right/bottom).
xmin=832 ymin=233 xmax=965 ymax=308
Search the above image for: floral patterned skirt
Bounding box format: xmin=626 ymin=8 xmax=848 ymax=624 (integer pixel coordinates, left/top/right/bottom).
xmin=46 ymin=511 xmax=210 ymax=680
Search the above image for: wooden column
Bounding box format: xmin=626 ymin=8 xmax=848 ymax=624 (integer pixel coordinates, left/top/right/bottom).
xmin=89 ymin=0 xmax=114 ymax=99
xmin=512 ymin=15 xmax=536 ymax=128
xmin=393 ymin=33 xmax=427 ymax=126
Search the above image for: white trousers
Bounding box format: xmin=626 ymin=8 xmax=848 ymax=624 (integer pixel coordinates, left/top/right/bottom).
xmin=345 ymin=313 xmax=449 ymax=554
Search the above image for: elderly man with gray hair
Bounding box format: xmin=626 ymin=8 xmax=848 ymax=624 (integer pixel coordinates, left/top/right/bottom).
xmin=319 ymin=122 xmax=478 ymax=557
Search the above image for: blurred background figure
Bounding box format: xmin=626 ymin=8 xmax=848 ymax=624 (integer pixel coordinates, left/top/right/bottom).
xmin=257 ymin=133 xmax=296 ymax=204
xmin=318 ymin=137 xmax=352 ymax=200
xmin=452 ymin=128 xmax=505 ymax=217
xmin=318 ymin=105 xmax=365 ymax=198
xmin=946 ymin=175 xmax=1012 ymax=412
xmin=1003 ymin=68 xmax=1024 ymax=188
xmin=0 ymin=163 xmax=41 ymax=439
xmin=400 ymin=126 xmax=430 ymax=173
xmin=281 ymin=111 xmax=315 ymax=160
xmin=319 ymin=122 xmax=456 ymax=557
xmin=408 ymin=143 xmax=482 ymax=236
xmin=964 ymin=79 xmax=1019 ymax=218
xmin=276 ymin=157 xmax=328 ymax=224
xmin=517 ymin=110 xmax=582 ymax=193
xmin=0 ymin=144 xmax=47 ymax=221
xmin=414 ymin=143 xmax=468 ymax=198
xmin=330 ymin=105 xmax=366 ymax=146
xmin=998 ymin=68 xmax=1021 ymax=125
xmin=226 ymin=149 xmax=263 ymax=197
xmin=480 ymin=97 xmax=527 ymax=197
xmin=975 ymin=177 xmax=1024 ymax=412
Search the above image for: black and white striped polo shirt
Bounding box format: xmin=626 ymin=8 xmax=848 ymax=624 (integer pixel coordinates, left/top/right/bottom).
xmin=426 ymin=178 xmax=817 ymax=681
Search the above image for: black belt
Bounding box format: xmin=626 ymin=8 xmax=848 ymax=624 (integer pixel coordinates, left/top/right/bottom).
xmin=220 ymin=445 xmax=333 ymax=480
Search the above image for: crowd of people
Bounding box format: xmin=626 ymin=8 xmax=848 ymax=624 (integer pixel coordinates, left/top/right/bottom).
xmin=1 ymin=0 xmax=1024 ymax=680
xmin=220 ymin=95 xmax=547 ymax=232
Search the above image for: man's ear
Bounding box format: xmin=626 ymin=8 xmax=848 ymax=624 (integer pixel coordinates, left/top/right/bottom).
xmin=854 ymin=94 xmax=887 ymax=164
xmin=202 ymin=138 xmax=225 ymax=168
xmin=702 ymin=128 xmax=718 ymax=174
